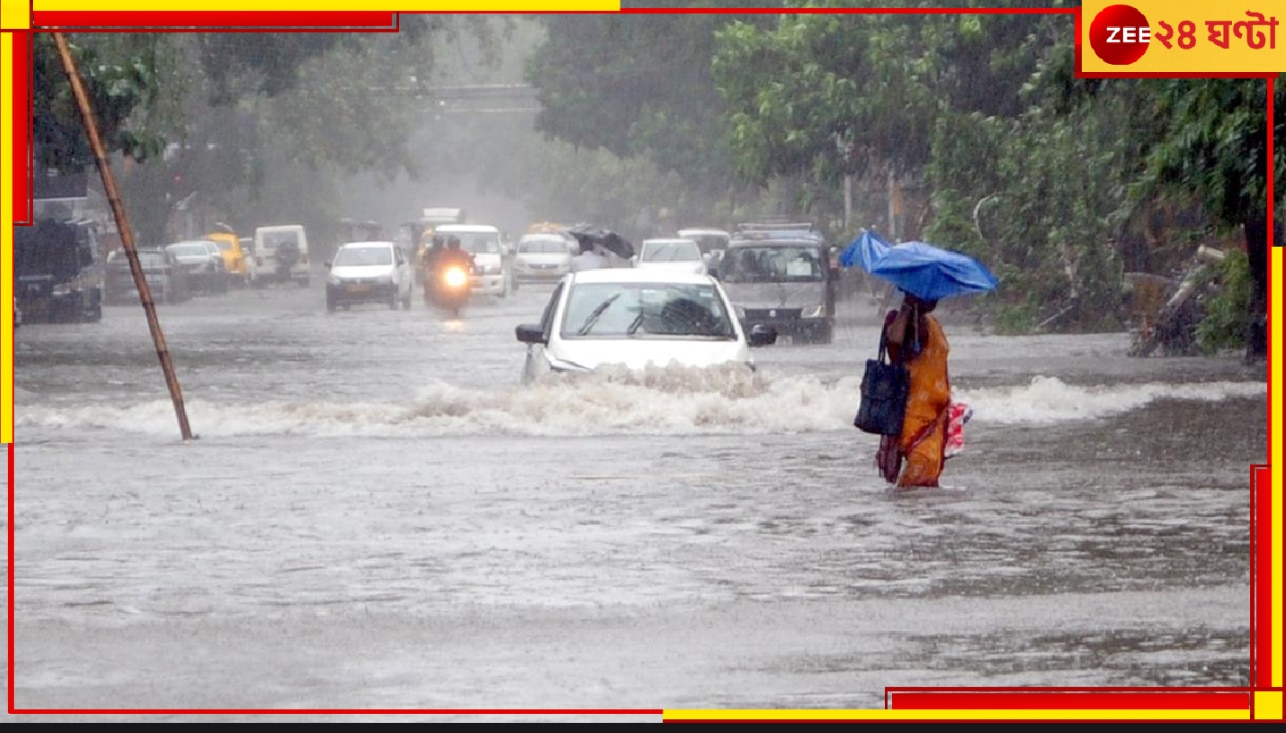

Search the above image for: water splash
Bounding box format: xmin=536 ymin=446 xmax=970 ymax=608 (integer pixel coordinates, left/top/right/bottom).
xmin=16 ymin=371 xmax=1264 ymax=438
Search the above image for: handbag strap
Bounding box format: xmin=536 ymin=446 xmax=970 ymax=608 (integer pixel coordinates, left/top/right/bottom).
xmin=877 ymin=314 xmax=909 ymax=366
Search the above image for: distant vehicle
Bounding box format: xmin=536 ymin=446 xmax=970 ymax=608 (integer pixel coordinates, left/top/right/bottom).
xmin=513 ymin=232 xmax=576 ymax=283
xmin=676 ymin=227 xmax=731 ymax=267
xmin=252 ymin=224 xmax=310 ymax=287
xmin=433 ymin=223 xmax=516 ymax=298
xmin=634 ymin=238 xmax=707 ymax=276
xmin=514 ymin=268 xmax=776 ymax=383
xmin=712 ymin=227 xmax=838 ymax=345
xmin=410 ymin=207 xmax=467 ymax=266
xmin=526 ymin=221 xmax=568 ymax=235
xmin=203 ymin=227 xmax=249 ymax=286
xmin=105 ymin=248 xmax=189 ymax=305
xmin=13 ymin=217 xmax=104 ymax=324
xmin=166 ymin=240 xmax=228 ymax=295
xmin=324 ymin=240 xmax=414 ymax=312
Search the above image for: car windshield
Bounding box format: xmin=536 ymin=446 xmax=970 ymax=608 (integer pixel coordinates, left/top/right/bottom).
xmin=719 ymin=245 xmax=824 ymax=283
xmin=167 ymin=243 xmax=210 ymax=258
xmin=641 ymin=241 xmax=701 ymax=262
xmin=138 ymin=251 xmax=167 ymax=268
xmin=519 ymin=239 xmax=567 ymax=254
xmin=454 ymin=233 xmax=501 ymax=254
xmin=108 ymin=250 xmax=167 ymax=268
xmin=560 ymin=282 xmax=735 ymax=339
xmin=333 ymin=246 xmax=392 ymax=266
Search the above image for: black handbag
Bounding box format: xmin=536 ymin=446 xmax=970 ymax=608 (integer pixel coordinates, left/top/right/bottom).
xmin=854 ymin=326 xmax=910 ymax=436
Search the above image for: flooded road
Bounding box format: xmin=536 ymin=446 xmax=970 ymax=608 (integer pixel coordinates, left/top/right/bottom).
xmin=7 ymin=274 xmax=1266 ymax=720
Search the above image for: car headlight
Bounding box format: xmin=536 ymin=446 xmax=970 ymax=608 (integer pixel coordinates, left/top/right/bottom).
xmin=801 ymin=305 xmax=824 ymax=318
xmin=52 ymin=283 xmax=73 ymax=296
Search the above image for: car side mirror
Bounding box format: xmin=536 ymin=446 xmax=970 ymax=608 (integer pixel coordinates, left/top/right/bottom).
xmin=515 ymin=323 xmax=546 ymax=345
xmin=748 ymin=324 xmax=777 ymax=347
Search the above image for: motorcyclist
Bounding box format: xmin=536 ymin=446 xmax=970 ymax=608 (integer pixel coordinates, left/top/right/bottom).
xmin=428 ymin=236 xmax=474 ymax=301
xmin=422 ymin=235 xmax=445 ymax=273
xmin=421 ymin=235 xmax=446 ymax=304
xmin=440 ymin=236 xmax=475 ymax=272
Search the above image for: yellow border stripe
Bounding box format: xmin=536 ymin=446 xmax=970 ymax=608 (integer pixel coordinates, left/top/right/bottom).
xmin=1272 ymin=243 xmax=1282 ymax=690
xmin=662 ymin=709 xmax=1250 ymax=721
xmin=1 ymin=32 xmax=12 ymax=445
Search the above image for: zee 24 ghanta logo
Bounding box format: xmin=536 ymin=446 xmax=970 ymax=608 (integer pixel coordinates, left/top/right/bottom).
xmin=1089 ymin=3 xmax=1279 ymax=65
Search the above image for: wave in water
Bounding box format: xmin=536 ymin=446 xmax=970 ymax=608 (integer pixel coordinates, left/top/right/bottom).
xmin=15 ymin=369 xmax=1265 ymax=438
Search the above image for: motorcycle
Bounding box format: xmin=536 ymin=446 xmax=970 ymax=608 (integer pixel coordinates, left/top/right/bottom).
xmin=275 ymin=240 xmax=301 ymax=283
xmin=427 ymin=260 xmax=473 ymax=317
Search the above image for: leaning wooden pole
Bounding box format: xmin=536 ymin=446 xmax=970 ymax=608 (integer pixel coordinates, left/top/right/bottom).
xmin=52 ymin=31 xmax=194 ymax=442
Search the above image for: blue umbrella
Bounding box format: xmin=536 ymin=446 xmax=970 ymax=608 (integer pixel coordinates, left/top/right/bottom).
xmin=842 ymin=234 xmax=998 ymax=301
xmin=839 ymin=229 xmax=893 ymax=269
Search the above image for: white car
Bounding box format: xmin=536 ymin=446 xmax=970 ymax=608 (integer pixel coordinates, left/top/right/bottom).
xmin=513 ymin=233 xmax=576 ymax=283
xmin=515 ymin=269 xmax=777 ymax=382
xmin=677 ymin=227 xmax=731 ymax=267
xmin=634 ymin=238 xmax=708 ymax=276
xmin=324 ymin=241 xmax=414 ymax=312
xmin=433 ymin=223 xmax=515 ymax=297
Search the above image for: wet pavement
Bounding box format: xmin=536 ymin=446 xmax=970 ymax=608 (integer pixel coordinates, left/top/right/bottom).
xmin=6 ymin=275 xmax=1265 ymax=720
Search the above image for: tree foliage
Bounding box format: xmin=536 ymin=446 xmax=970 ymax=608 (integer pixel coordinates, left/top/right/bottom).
xmin=31 ymin=33 xmax=169 ymax=172
xmin=526 ymin=9 xmax=771 ymax=202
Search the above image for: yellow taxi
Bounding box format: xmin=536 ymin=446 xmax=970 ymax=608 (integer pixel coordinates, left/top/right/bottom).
xmin=204 ymin=228 xmax=249 ymax=286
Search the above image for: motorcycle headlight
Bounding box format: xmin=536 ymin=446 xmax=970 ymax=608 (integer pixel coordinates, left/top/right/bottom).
xmin=801 ymin=305 xmax=824 ymax=318
xmin=444 ymin=267 xmax=469 ymax=288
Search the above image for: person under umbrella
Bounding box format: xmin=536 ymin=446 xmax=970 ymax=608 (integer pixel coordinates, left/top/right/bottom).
xmin=570 ymin=239 xmax=609 ymax=272
xmin=875 ymin=291 xmax=952 ymax=488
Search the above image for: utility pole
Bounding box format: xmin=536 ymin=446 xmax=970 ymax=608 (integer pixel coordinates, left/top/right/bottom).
xmin=52 ymin=31 xmax=194 ymax=442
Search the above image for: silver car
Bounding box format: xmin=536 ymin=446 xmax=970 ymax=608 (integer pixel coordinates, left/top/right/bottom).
xmin=165 ymin=240 xmax=228 ymax=295
xmin=513 ymin=233 xmax=575 ymax=283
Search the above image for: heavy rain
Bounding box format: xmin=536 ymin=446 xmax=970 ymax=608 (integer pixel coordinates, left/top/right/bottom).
xmin=6 ymin=5 xmax=1271 ymax=722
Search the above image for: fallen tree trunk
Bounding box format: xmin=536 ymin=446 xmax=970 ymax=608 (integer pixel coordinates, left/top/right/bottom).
xmin=1128 ymin=247 xmax=1224 ymax=357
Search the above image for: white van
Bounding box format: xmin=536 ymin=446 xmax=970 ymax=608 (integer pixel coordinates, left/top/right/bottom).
xmin=433 ymin=223 xmax=515 ymax=298
xmin=251 ymin=224 xmax=310 ymax=287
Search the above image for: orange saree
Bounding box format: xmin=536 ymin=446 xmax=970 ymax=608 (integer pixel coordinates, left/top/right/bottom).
xmin=882 ymin=313 xmax=951 ymax=487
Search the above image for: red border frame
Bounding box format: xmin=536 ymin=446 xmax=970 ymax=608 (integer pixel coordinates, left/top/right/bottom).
xmin=10 ymin=30 xmax=30 ymax=225
xmin=31 ymin=11 xmax=399 ymax=29
xmin=5 ymin=5 xmax=1277 ymax=721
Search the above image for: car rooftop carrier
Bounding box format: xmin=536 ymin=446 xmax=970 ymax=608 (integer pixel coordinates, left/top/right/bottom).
xmin=736 ymin=220 xmax=815 ymax=232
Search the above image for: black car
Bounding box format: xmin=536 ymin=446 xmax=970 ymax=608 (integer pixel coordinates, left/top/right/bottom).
xmin=711 ymin=225 xmax=839 ymax=344
xmin=14 ymin=217 xmax=104 ymax=324
xmin=105 ymin=248 xmax=189 ymax=305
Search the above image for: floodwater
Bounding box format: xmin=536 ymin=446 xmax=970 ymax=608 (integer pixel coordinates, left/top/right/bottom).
xmin=6 ymin=272 xmax=1266 ymax=721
